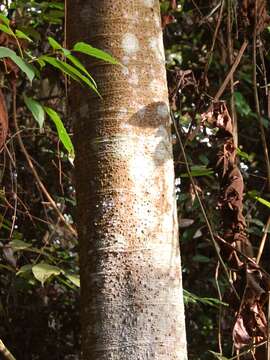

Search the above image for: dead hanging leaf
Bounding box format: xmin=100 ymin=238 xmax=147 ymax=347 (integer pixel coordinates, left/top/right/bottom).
xmin=233 ymin=315 xmax=251 ymax=349
xmin=162 ymin=14 xmax=175 ymax=29
xmin=201 ymin=100 xmax=270 ymax=350
xmin=0 ymin=89 xmax=8 ymax=148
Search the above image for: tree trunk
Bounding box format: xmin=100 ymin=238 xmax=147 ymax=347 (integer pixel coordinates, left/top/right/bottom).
xmin=67 ymin=1 xmax=187 ymax=359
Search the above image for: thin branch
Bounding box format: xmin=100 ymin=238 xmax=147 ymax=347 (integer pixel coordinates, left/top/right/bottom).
xmin=256 ymin=216 xmax=270 ymax=264
xmin=0 ymin=339 xmax=16 ymax=360
xmin=214 ymin=39 xmax=248 ymax=101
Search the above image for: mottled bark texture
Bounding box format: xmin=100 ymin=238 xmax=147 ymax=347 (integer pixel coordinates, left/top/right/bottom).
xmin=67 ymin=1 xmax=187 ymax=359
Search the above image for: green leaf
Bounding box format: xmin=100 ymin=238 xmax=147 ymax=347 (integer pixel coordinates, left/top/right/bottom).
xmin=65 ymin=273 xmax=80 ymax=287
xmin=66 ymin=54 xmax=97 ymax=87
xmin=181 ymin=165 xmax=214 ymax=178
xmin=48 ymin=36 xmax=63 ymax=51
xmin=73 ymin=42 xmax=121 ymax=65
xmin=44 ymin=107 xmax=74 ymax=156
xmin=237 ymin=148 xmax=253 ymax=162
xmin=10 ymin=240 xmax=31 ymax=251
xmin=0 ymin=23 xmax=12 ymax=35
xmin=47 ymin=2 xmax=65 ymax=10
xmin=0 ymin=47 xmax=35 ymax=82
xmin=47 ymin=36 xmax=70 ymax=56
xmin=248 ymin=191 xmax=270 ymax=208
xmin=209 ymin=351 xmax=230 ymax=360
xmin=183 ymin=290 xmax=228 ymax=308
xmin=17 ymin=264 xmax=33 ymax=276
xmin=15 ymin=29 xmax=33 ymax=42
xmin=24 ymin=95 xmax=45 ymax=128
xmin=192 ymin=254 xmax=210 ymax=263
xmin=40 ymin=55 xmax=99 ymax=94
xmin=0 ymin=13 xmax=10 ymax=25
xmin=261 ymin=117 xmax=269 ymax=129
xmin=234 ymin=92 xmax=252 ymax=117
xmin=254 ymin=196 xmax=270 ymax=208
xmin=32 ymin=263 xmax=61 ymax=285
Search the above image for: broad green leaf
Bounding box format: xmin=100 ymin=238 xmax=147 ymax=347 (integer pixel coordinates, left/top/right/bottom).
xmin=0 ymin=13 xmax=10 ymax=25
xmin=10 ymin=240 xmax=31 ymax=251
xmin=40 ymin=55 xmax=99 ymax=94
xmin=24 ymin=95 xmax=45 ymax=128
xmin=17 ymin=264 xmax=33 ymax=276
xmin=237 ymin=148 xmax=253 ymax=162
xmin=48 ymin=2 xmax=65 ymax=10
xmin=46 ymin=9 xmax=64 ymax=18
xmin=73 ymin=42 xmax=121 ymax=65
xmin=15 ymin=29 xmax=32 ymax=42
xmin=0 ymin=47 xmax=35 ymax=82
xmin=48 ymin=36 xmax=63 ymax=51
xmin=66 ymin=54 xmax=97 ymax=87
xmin=44 ymin=106 xmax=74 ymax=156
xmin=32 ymin=263 xmax=61 ymax=285
xmin=234 ymin=92 xmax=252 ymax=117
xmin=48 ymin=36 xmax=70 ymax=56
xmin=65 ymin=273 xmax=80 ymax=287
xmin=0 ymin=23 xmax=13 ymax=35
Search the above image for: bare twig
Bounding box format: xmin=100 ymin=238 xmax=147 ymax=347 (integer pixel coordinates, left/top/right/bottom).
xmin=203 ymin=0 xmax=225 ymax=81
xmin=227 ymin=0 xmax=238 ymax=148
xmin=0 ymin=339 xmax=16 ymax=360
xmin=214 ymin=39 xmax=248 ymax=101
xmin=215 ymin=261 xmax=223 ymax=354
xmin=256 ymin=216 xmax=270 ymax=264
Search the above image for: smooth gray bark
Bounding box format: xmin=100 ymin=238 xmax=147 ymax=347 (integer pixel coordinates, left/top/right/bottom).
xmin=67 ymin=1 xmax=187 ymax=359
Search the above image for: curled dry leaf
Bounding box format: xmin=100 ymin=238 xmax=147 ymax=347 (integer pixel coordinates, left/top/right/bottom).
xmin=233 ymin=315 xmax=251 ymax=349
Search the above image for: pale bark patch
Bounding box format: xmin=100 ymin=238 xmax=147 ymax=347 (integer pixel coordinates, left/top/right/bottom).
xmin=122 ymin=56 xmax=130 ymax=65
xmin=142 ymin=0 xmax=155 ymax=7
xmin=128 ymin=71 xmax=139 ymax=85
xmin=149 ymin=36 xmax=165 ymax=62
xmin=121 ymin=66 xmax=129 ymax=76
xmin=157 ymin=103 xmax=169 ymax=118
xmin=122 ymin=33 xmax=139 ymax=55
xmin=149 ymin=79 xmax=166 ymax=94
